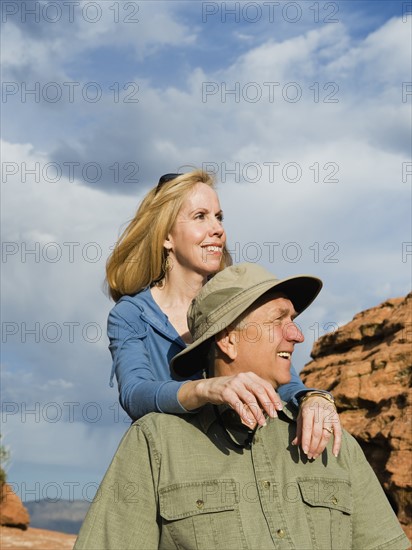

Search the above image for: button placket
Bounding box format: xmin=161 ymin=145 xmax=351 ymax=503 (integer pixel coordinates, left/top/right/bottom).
xmin=251 ymin=432 xmax=291 ymax=547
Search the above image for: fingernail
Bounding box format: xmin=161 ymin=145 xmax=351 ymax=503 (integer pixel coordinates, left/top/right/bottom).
xmin=291 ymin=441 xmax=296 ymax=446
xmin=307 ymin=454 xmax=313 ymax=460
xmin=334 ymin=453 xmax=339 ymax=458
xmin=303 ymin=447 xmax=308 ymax=455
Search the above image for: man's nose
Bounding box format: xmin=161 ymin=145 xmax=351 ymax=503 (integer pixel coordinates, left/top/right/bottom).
xmin=284 ymin=322 xmax=304 ymax=343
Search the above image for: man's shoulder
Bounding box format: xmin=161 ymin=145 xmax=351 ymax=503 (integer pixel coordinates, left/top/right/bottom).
xmin=132 ymin=411 xmax=199 ymax=435
xmin=340 ymin=428 xmax=364 ymax=454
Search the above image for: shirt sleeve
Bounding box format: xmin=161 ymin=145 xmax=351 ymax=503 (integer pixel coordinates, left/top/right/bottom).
xmin=277 ymin=364 xmax=307 ymax=403
xmin=74 ymin=424 xmax=161 ymax=550
xmin=344 ymin=432 xmax=411 ymax=550
xmin=107 ymin=303 xmax=188 ymax=420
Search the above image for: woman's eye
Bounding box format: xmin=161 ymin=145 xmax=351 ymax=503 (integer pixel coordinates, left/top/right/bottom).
xmin=217 ymin=214 xmax=224 ymax=222
xmin=195 ymin=212 xmax=205 ymax=220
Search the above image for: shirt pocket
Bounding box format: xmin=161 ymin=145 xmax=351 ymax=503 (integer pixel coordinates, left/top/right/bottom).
xmin=159 ymin=480 xmax=248 ymax=550
xmin=297 ymin=477 xmax=353 ymax=550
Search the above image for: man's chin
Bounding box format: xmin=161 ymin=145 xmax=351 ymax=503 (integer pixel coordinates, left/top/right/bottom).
xmin=273 ymin=373 xmax=292 ymax=388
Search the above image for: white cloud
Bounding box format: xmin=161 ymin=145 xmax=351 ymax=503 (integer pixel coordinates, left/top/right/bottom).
xmin=328 ymin=17 xmax=411 ymax=82
xmin=2 ymin=10 xmax=411 ymax=497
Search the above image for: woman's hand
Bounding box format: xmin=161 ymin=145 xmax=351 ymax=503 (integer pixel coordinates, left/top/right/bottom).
xmin=178 ymin=373 xmax=283 ymax=427
xmin=292 ymin=395 xmax=342 ymax=459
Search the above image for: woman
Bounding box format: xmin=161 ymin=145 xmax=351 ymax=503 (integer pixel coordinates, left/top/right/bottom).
xmin=106 ymin=170 xmax=341 ymax=459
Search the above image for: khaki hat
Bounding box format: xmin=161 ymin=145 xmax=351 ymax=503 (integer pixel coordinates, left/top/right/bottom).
xmin=171 ymin=262 xmax=322 ymax=376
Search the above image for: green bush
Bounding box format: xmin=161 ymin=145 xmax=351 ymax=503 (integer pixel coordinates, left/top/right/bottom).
xmin=0 ymin=435 xmax=9 ymax=486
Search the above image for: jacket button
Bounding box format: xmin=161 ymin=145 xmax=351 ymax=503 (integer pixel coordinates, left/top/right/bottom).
xmin=196 ymin=499 xmax=204 ymax=509
xmin=276 ymin=529 xmax=285 ymax=538
xmin=262 ymin=480 xmax=270 ymax=489
xmin=331 ymin=496 xmax=338 ymax=505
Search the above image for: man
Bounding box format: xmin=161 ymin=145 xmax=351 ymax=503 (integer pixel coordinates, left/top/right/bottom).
xmin=75 ymin=263 xmax=410 ymax=550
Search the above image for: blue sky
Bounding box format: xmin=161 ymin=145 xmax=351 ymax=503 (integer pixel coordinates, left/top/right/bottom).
xmin=1 ymin=0 xmax=411 ymax=503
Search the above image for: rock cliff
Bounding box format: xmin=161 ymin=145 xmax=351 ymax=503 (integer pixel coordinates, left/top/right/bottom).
xmin=0 ymin=485 xmax=77 ymax=549
xmin=301 ymin=292 xmax=412 ymax=539
xmin=0 ymin=484 xmax=30 ymax=530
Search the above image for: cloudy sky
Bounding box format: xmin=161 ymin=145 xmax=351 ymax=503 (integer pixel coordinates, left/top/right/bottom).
xmin=1 ymin=0 xmax=411 ymax=503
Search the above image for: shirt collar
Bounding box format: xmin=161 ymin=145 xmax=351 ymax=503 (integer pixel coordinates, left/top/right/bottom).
xmin=198 ymin=400 xmax=297 ymax=446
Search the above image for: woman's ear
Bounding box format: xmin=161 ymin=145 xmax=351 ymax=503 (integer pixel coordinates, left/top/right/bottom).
xmin=215 ymin=328 xmax=238 ymax=361
xmin=163 ymin=236 xmax=173 ymax=251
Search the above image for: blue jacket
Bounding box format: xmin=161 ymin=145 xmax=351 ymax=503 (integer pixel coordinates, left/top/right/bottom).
xmin=108 ymin=288 xmax=309 ymax=420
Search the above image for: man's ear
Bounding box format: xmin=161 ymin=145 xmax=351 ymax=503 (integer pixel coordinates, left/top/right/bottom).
xmin=215 ymin=328 xmax=238 ymax=361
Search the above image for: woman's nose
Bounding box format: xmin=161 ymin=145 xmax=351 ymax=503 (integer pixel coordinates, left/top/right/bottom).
xmin=209 ymin=218 xmax=224 ymax=237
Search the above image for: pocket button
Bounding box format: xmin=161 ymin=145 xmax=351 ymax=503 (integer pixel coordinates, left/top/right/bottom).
xmin=276 ymin=529 xmax=285 ymax=538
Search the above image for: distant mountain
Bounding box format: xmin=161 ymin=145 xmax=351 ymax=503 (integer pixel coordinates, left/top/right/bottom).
xmin=24 ymin=500 xmax=90 ymax=535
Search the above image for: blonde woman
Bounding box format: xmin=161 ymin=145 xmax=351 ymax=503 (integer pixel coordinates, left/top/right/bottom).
xmin=106 ymin=170 xmax=341 ymax=458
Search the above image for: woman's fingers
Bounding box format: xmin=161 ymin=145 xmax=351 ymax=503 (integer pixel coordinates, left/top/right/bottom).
xmin=234 ymin=373 xmax=284 ymax=425
xmin=296 ymin=396 xmax=342 ymax=459
xmin=205 ymin=372 xmax=283 ymax=427
xmin=330 ymin=409 xmax=342 ymax=457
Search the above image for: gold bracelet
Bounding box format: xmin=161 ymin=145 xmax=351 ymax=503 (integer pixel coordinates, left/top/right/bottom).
xmin=300 ymin=391 xmax=336 ymax=407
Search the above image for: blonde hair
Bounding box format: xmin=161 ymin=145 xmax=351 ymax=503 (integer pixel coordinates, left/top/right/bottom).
xmin=106 ymin=169 xmax=231 ymax=301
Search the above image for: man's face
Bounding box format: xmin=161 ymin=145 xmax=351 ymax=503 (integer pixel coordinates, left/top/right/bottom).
xmin=230 ymin=295 xmax=304 ymax=388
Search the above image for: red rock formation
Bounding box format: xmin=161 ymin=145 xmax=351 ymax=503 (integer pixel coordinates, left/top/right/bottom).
xmin=0 ymin=486 xmax=78 ymax=548
xmin=301 ymin=292 xmax=412 ymax=539
xmin=0 ymin=484 xmax=30 ymax=530
xmin=0 ymin=526 xmax=76 ymax=549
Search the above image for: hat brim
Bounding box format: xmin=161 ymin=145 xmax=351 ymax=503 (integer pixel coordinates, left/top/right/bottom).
xmin=171 ymin=274 xmax=322 ymax=377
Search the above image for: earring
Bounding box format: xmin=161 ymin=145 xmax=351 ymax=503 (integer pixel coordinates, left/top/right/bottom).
xmin=163 ymin=254 xmax=173 ymax=273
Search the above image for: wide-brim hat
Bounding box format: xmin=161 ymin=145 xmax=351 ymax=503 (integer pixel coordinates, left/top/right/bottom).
xmin=171 ymin=262 xmax=322 ymax=376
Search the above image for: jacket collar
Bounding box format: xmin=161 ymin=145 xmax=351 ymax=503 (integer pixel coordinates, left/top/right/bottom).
xmin=120 ymin=288 xmax=186 ymax=347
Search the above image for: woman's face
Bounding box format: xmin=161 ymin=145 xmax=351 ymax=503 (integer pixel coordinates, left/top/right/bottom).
xmin=165 ymin=183 xmax=226 ymax=278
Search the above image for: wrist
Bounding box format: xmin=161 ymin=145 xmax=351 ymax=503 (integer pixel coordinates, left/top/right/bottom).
xmin=193 ymin=378 xmax=209 ymax=406
xmin=299 ymin=390 xmax=335 ymax=407
xmin=178 ymin=379 xmax=210 ymax=411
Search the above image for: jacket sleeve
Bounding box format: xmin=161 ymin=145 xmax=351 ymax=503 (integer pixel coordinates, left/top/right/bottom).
xmin=108 ymin=301 xmax=188 ymax=420
xmin=74 ymin=423 xmax=161 ymax=550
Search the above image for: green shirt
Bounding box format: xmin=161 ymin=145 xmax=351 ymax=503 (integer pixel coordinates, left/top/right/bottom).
xmin=75 ymin=404 xmax=410 ymax=550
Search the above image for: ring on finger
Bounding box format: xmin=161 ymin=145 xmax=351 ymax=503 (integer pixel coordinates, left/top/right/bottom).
xmin=323 ymin=426 xmax=333 ymax=434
